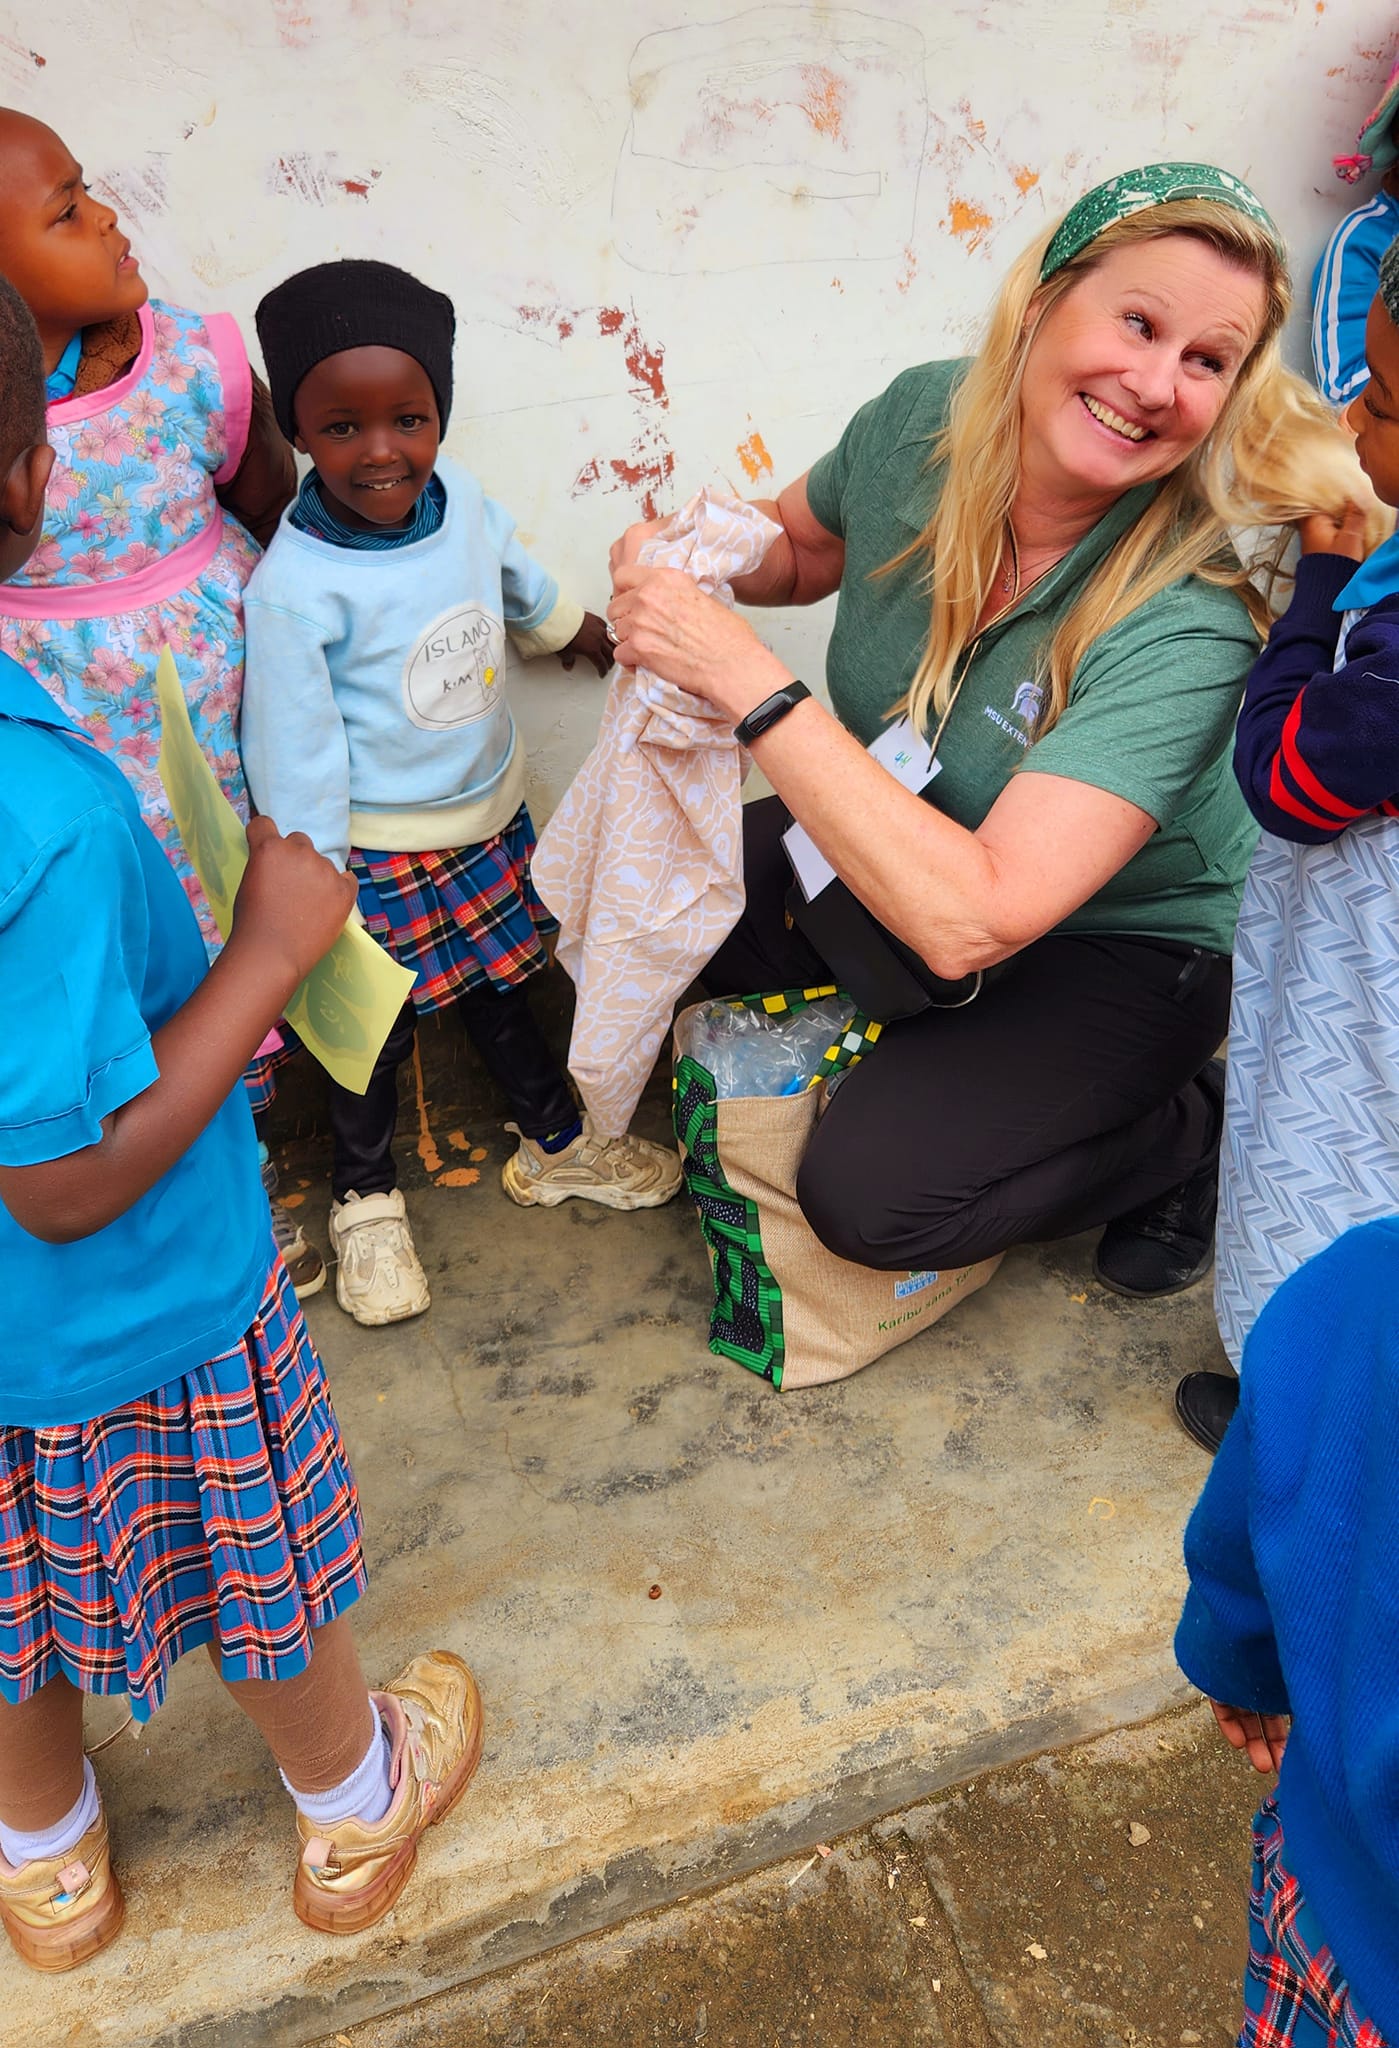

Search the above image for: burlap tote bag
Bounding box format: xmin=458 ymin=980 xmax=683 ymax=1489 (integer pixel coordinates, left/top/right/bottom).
xmin=673 ymin=988 xmax=1001 ymax=1390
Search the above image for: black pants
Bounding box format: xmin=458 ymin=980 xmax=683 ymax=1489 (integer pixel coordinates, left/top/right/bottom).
xmin=330 ymin=979 xmax=578 ymax=1202
xmin=705 ymin=797 xmax=1232 ymax=1270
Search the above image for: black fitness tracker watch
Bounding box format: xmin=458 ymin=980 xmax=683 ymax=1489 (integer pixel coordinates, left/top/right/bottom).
xmin=734 ymin=680 xmax=811 ymax=747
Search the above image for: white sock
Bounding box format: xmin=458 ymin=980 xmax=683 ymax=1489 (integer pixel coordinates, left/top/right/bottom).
xmin=0 ymin=1758 xmax=99 ymax=1870
xmin=284 ymin=1706 xmax=394 ymax=1830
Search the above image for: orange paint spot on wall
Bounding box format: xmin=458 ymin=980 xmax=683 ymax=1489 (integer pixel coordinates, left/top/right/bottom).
xmin=1014 ymin=166 xmax=1039 ymax=195
xmin=830 ymin=276 xmax=845 ymax=294
xmin=948 ymin=197 xmax=994 ymax=249
xmin=735 ymin=430 xmax=774 ymax=482
xmin=799 ymin=64 xmax=848 ymax=142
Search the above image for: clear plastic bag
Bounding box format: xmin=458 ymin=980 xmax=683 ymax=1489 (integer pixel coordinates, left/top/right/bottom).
xmin=676 ymin=996 xmax=854 ymax=1099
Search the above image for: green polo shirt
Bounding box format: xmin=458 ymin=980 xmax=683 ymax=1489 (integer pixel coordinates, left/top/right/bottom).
xmin=804 ymin=359 xmax=1259 ymax=953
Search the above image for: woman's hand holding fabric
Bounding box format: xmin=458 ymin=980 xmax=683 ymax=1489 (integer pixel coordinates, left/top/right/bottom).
xmin=607 ymin=564 xmax=791 ymax=720
xmin=608 ymin=516 xmax=668 ymax=583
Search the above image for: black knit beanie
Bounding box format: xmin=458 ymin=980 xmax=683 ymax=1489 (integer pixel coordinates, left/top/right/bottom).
xmin=255 ymin=259 xmax=456 ymax=441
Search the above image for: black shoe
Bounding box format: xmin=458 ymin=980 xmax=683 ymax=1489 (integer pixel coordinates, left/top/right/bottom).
xmin=1093 ymin=1059 xmax=1226 ymax=1299
xmin=1174 ymin=1370 xmax=1239 ymax=1453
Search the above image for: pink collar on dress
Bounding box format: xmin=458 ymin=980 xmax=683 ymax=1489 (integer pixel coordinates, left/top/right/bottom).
xmin=45 ymin=303 xmax=155 ymax=427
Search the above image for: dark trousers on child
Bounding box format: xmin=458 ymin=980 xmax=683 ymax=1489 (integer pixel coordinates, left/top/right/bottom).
xmin=330 ymin=981 xmax=577 ymax=1201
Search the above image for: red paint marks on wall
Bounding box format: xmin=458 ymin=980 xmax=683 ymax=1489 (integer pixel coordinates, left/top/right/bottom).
xmin=271 ymin=0 xmax=315 ymax=47
xmin=623 ymin=324 xmax=667 ymax=405
xmin=519 ymin=299 xmax=674 ymax=518
xmin=0 ymin=36 xmax=45 ymax=70
xmin=896 ymin=245 xmax=917 ymax=294
xmin=572 ymin=436 xmax=676 ymax=521
xmin=268 ymin=154 xmax=380 ymax=204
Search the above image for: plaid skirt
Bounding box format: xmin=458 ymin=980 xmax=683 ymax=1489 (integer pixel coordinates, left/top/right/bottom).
xmin=351 ymin=804 xmax=557 ymax=1016
xmin=1241 ymin=1797 xmax=1389 ymax=2048
xmin=242 ymin=1036 xmax=301 ymax=1119
xmin=0 ymin=1256 xmax=366 ymax=1723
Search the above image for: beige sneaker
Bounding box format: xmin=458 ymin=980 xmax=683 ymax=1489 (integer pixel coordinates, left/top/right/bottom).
xmin=293 ymin=1650 xmax=483 ymax=1936
xmin=500 ymin=1116 xmax=683 ymax=1211
xmin=328 ymin=1189 xmax=431 ymax=1326
xmin=0 ymin=1804 xmax=125 ymax=1973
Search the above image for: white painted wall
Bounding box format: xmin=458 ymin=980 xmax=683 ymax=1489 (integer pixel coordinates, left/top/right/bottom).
xmin=7 ymin=0 xmax=1395 ymax=812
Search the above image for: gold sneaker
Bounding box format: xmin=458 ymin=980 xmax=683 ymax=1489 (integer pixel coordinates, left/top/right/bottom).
xmin=500 ymin=1116 xmax=682 ymax=1211
xmin=293 ymin=1650 xmax=482 ymax=1936
xmin=0 ymin=1805 xmax=124 ymax=1973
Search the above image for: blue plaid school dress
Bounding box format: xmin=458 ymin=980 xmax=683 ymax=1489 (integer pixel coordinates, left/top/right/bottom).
xmin=0 ymin=1254 xmax=365 ymax=1722
xmin=351 ymin=803 xmax=557 ymax=1014
xmin=1240 ymin=1798 xmax=1389 ymax=2048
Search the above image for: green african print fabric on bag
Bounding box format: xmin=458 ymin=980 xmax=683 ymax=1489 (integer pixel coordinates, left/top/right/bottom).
xmin=673 ymin=990 xmax=1000 ymax=1389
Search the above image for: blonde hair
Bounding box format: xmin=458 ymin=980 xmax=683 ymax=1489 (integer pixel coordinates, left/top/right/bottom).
xmin=896 ymin=199 xmax=1390 ymax=740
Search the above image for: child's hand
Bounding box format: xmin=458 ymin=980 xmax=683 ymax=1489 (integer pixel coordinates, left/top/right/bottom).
xmin=232 ymin=816 xmax=359 ymax=992
xmin=559 ymin=611 xmax=615 ymax=679
xmin=1297 ymin=503 xmax=1370 ymax=561
xmin=1209 ymin=1698 xmax=1289 ymax=1774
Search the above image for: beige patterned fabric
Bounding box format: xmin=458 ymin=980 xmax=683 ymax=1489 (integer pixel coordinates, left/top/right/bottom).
xmin=532 ymin=489 xmax=781 ymax=1137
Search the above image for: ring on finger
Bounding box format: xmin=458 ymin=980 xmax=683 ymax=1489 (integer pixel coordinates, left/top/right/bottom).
xmin=605 ymin=620 xmax=619 ymax=643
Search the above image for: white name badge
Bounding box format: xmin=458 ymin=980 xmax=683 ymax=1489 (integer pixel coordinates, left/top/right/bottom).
xmin=781 ymin=716 xmax=941 ymax=902
xmin=868 ymin=715 xmax=940 ymax=792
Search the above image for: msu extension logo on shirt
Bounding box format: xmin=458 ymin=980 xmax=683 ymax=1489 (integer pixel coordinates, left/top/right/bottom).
xmin=402 ymin=604 xmax=507 ymax=730
xmin=982 ymin=678 xmax=1045 ymax=749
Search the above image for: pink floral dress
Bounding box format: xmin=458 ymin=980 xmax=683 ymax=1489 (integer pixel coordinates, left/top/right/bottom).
xmin=0 ymin=300 xmax=259 ymax=953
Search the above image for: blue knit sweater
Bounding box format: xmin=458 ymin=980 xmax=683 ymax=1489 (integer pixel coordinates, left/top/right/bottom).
xmin=1232 ymin=550 xmax=1399 ymax=844
xmin=1176 ymin=1217 xmax=1399 ymax=2034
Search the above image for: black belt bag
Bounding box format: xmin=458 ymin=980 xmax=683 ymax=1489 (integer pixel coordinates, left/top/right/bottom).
xmin=780 ymin=814 xmax=997 ymax=1022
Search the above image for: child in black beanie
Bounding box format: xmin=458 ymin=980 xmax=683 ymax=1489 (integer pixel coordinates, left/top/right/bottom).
xmin=242 ymin=259 xmax=681 ymax=1329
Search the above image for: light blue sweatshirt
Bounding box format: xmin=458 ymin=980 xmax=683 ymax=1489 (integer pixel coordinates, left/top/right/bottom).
xmin=240 ymin=457 xmax=583 ymax=868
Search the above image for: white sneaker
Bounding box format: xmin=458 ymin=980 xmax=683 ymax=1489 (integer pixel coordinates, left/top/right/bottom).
xmin=500 ymin=1116 xmax=683 ymax=1211
xmin=329 ymin=1190 xmax=431 ymax=1326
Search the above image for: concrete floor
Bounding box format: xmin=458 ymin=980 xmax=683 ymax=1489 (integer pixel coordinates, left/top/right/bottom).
xmin=9 ymin=1000 xmax=1232 ymax=2047
xmin=319 ymin=1702 xmax=1261 ymax=2048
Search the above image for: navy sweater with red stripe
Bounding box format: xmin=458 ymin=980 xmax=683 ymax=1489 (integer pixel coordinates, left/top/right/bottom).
xmin=1234 ymin=551 xmax=1399 ymax=842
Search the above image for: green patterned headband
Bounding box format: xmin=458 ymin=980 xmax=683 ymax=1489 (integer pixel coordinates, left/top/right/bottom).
xmin=1040 ymin=162 xmax=1283 ymax=280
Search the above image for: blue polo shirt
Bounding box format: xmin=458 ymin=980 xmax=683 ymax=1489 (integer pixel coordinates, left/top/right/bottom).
xmin=0 ymin=651 xmax=266 ymax=1426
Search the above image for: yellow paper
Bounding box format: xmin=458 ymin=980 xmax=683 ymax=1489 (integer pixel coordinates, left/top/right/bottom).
xmin=155 ymin=649 xmax=415 ymax=1095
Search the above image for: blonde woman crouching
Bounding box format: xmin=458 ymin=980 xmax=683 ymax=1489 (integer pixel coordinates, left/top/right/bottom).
xmin=607 ymin=164 xmax=1373 ymax=1313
